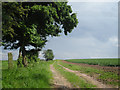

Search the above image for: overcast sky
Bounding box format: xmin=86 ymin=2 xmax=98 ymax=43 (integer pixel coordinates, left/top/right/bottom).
xmin=1 ymin=1 xmax=118 ymax=60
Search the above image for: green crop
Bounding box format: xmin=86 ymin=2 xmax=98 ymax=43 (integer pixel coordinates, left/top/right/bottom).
xmin=66 ymin=58 xmax=119 ymax=67
xmin=59 ymin=61 xmax=119 ymax=87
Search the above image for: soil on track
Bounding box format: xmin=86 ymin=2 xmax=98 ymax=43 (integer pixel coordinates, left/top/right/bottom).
xmin=58 ymin=64 xmax=113 ymax=88
xmin=50 ymin=62 xmax=73 ymax=88
xmin=50 ymin=61 xmax=118 ymax=88
xmin=62 ymin=60 xmax=119 ymax=74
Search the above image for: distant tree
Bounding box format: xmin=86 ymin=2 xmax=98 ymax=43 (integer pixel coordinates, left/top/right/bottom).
xmin=2 ymin=2 xmax=78 ymax=66
xmin=43 ymin=49 xmax=54 ymax=61
xmin=26 ymin=49 xmax=39 ymax=63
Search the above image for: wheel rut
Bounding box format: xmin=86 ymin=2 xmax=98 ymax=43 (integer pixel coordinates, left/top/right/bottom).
xmin=50 ymin=62 xmax=73 ymax=88
xmin=57 ymin=64 xmax=113 ymax=88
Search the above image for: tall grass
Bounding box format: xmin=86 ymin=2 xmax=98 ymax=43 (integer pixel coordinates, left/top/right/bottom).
xmin=2 ymin=60 xmax=54 ymax=88
xmin=0 ymin=60 xmax=2 ymax=89
xmin=66 ymin=58 xmax=119 ymax=66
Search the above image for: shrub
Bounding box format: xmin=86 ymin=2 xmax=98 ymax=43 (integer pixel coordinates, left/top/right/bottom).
xmin=17 ymin=56 xmax=24 ymax=67
xmin=43 ymin=49 xmax=54 ymax=61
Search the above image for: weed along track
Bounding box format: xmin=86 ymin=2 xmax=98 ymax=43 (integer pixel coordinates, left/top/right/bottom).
xmin=50 ymin=62 xmax=73 ymax=88
xmin=52 ymin=61 xmax=97 ymax=88
xmin=57 ymin=63 xmax=113 ymax=88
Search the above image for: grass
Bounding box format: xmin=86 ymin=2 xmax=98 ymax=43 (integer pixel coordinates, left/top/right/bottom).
xmin=66 ymin=58 xmax=119 ymax=66
xmin=2 ymin=60 xmax=17 ymax=70
xmin=0 ymin=60 xmax=1 ymax=89
xmin=53 ymin=61 xmax=96 ymax=88
xmin=58 ymin=61 xmax=119 ymax=87
xmin=2 ymin=60 xmax=54 ymax=88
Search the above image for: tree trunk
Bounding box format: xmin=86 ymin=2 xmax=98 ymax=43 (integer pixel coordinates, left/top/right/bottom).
xmin=17 ymin=47 xmax=22 ymax=67
xmin=18 ymin=47 xmax=22 ymax=58
xmin=46 ymin=59 xmax=48 ymax=61
xmin=21 ymin=46 xmax=27 ymax=67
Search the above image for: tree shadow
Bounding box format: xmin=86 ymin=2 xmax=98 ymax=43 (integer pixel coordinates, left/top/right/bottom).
xmin=52 ymin=84 xmax=70 ymax=89
xmin=32 ymin=73 xmax=49 ymax=82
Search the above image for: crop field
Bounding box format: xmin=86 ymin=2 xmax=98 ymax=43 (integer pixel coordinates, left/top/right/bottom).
xmin=66 ymin=58 xmax=119 ymax=66
xmin=58 ymin=60 xmax=119 ymax=87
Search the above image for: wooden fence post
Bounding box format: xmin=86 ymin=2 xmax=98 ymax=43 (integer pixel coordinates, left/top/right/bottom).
xmin=8 ymin=52 xmax=13 ymax=69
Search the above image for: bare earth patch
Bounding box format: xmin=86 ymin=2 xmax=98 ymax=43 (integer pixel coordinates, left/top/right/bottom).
xmin=62 ymin=60 xmax=119 ymax=74
xmin=50 ymin=63 xmax=73 ymax=88
xmin=58 ymin=64 xmax=113 ymax=88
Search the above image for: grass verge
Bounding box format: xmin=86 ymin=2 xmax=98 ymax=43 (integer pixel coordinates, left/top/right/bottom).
xmin=59 ymin=60 xmax=119 ymax=87
xmin=2 ymin=60 xmax=54 ymax=88
xmin=53 ymin=61 xmax=96 ymax=88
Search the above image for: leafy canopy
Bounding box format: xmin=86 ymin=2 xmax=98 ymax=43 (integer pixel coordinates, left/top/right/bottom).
xmin=43 ymin=49 xmax=54 ymax=61
xmin=2 ymin=2 xmax=78 ymax=51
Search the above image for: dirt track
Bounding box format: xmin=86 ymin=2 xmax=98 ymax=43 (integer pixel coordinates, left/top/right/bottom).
xmin=50 ymin=62 xmax=73 ymax=88
xmin=58 ymin=64 xmax=113 ymax=88
xmin=50 ymin=61 xmax=118 ymax=88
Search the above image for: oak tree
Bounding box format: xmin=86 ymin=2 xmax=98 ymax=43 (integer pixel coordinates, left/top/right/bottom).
xmin=2 ymin=2 xmax=78 ymax=66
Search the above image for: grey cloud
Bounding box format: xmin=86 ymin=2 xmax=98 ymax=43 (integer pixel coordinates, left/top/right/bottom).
xmin=44 ymin=35 xmax=118 ymax=59
xmin=1 ymin=2 xmax=118 ymax=60
xmin=67 ymin=2 xmax=118 ymax=42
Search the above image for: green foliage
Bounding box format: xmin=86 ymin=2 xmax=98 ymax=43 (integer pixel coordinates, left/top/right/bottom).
xmin=17 ymin=56 xmax=24 ymax=67
xmin=2 ymin=60 xmax=54 ymax=88
xmin=59 ymin=61 xmax=119 ymax=86
xmin=43 ymin=49 xmax=54 ymax=61
xmin=26 ymin=49 xmax=39 ymax=63
xmin=2 ymin=2 xmax=78 ymax=50
xmin=2 ymin=2 xmax=78 ymax=66
xmin=66 ymin=58 xmax=119 ymax=67
xmin=27 ymin=55 xmax=40 ymax=63
xmin=8 ymin=53 xmax=13 ymax=69
xmin=53 ymin=61 xmax=96 ymax=88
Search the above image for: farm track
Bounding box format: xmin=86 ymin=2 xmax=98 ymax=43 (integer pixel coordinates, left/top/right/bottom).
xmin=62 ymin=60 xmax=119 ymax=74
xmin=57 ymin=63 xmax=113 ymax=88
xmin=50 ymin=62 xmax=73 ymax=88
